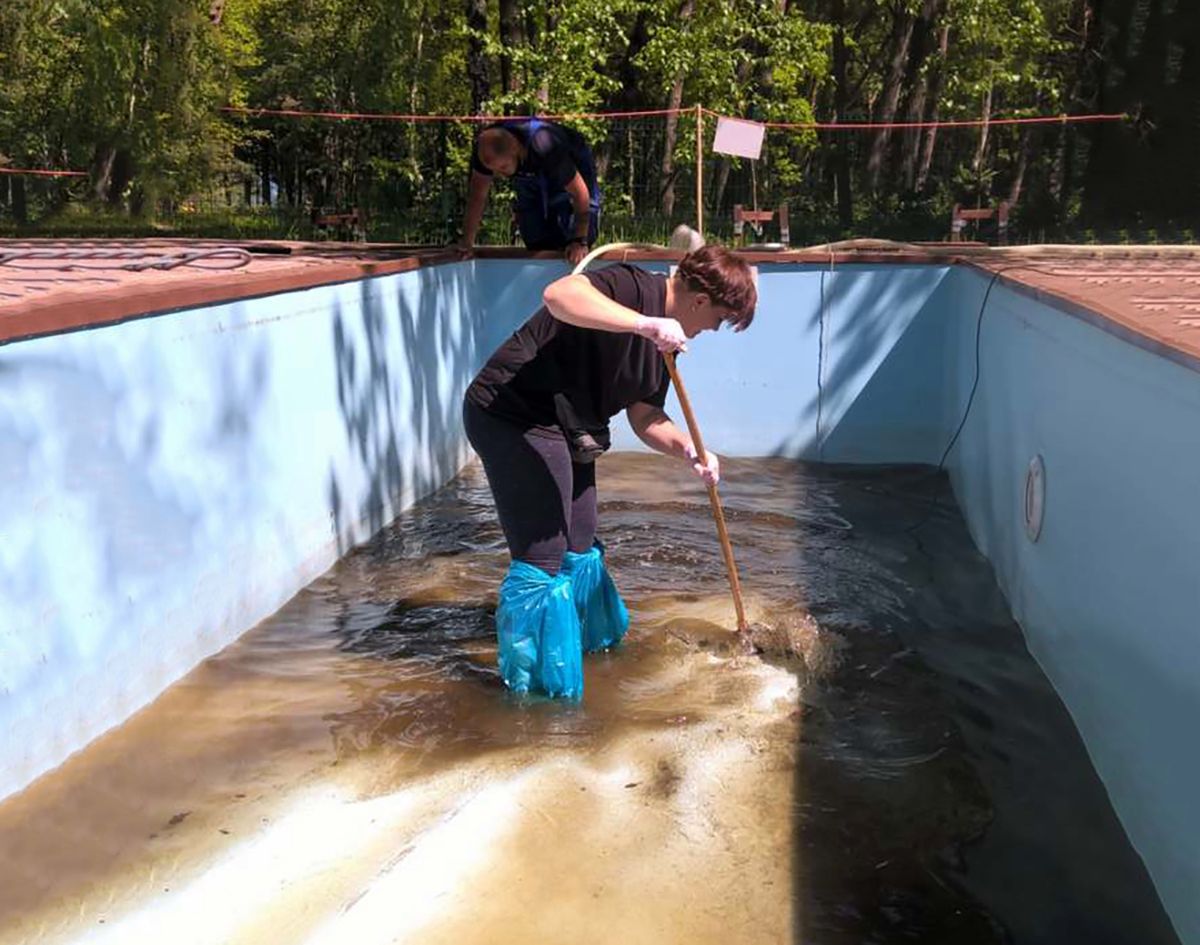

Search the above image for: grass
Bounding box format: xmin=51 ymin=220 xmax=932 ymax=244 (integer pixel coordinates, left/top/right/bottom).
xmin=2 ymin=203 xmax=1195 ymax=248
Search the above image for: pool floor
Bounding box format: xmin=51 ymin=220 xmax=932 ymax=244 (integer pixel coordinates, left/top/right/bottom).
xmin=0 ymin=455 xmax=1179 ymax=945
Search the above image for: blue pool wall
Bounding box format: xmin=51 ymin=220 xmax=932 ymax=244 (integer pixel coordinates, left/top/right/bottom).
xmin=1 ymin=262 xmax=488 ymax=802
xmin=942 ymin=271 xmax=1200 ymax=945
xmin=1 ymin=257 xmax=1196 ymax=942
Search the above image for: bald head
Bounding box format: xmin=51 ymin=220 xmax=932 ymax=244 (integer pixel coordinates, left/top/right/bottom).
xmin=476 ymin=128 xmax=522 ymax=177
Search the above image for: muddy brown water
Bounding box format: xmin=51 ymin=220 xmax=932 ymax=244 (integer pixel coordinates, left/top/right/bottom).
xmin=0 ymin=455 xmax=1180 ymax=945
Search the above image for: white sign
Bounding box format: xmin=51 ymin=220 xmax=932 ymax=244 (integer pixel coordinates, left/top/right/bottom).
xmin=712 ymin=116 xmax=765 ymax=160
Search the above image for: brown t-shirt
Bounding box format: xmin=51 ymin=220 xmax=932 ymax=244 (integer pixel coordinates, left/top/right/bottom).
xmin=465 ymin=264 xmax=670 ymax=436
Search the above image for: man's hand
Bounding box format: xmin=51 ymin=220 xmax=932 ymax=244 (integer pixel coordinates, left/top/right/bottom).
xmin=633 ymin=315 xmax=688 ymax=354
xmin=685 ymin=443 xmax=720 ymax=487
xmin=565 ymin=240 xmax=588 ymax=267
xmin=447 ymin=238 xmax=472 ymax=259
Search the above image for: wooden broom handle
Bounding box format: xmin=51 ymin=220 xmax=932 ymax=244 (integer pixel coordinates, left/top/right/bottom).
xmin=663 ymin=352 xmax=748 ymax=633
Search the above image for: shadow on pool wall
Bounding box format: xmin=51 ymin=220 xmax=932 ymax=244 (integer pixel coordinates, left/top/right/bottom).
xmin=328 ymin=266 xmax=465 ymax=556
xmin=604 ymin=262 xmax=956 ymax=463
xmin=324 ymin=259 xmax=570 ymax=556
xmin=0 ymin=258 xmax=558 ymax=806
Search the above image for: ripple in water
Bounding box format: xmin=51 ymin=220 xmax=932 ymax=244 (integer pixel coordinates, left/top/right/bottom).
xmin=313 ymin=455 xmax=1178 ymax=943
xmin=0 ymin=455 xmax=1180 ymax=945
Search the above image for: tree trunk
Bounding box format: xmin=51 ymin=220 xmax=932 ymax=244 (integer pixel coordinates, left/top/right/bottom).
xmin=498 ymin=0 xmax=523 ymax=97
xmin=91 ymin=144 xmax=118 ymax=203
xmin=11 ymin=176 xmax=27 ymax=225
xmin=711 ymin=51 xmax=755 ymax=222
xmin=750 ymin=0 xmax=783 ymax=208
xmin=832 ymin=0 xmax=853 ymax=227
xmin=713 ymin=156 xmax=733 ymax=220
xmin=1054 ymin=0 xmax=1102 ymax=208
xmin=658 ymin=0 xmax=696 ymax=218
xmin=91 ymin=147 xmax=133 ymax=207
xmin=899 ymin=0 xmax=942 ymax=191
xmin=596 ymin=9 xmax=651 ymax=180
xmin=867 ymin=4 xmax=919 ymax=191
xmin=91 ymin=29 xmax=146 ymax=208
xmin=659 ymin=82 xmax=687 ymax=217
xmin=915 ymin=22 xmax=950 ymax=193
xmin=523 ymin=7 xmax=552 ymax=106
xmin=465 ymin=0 xmax=489 ymax=113
xmin=607 ymin=9 xmax=650 ymax=112
xmin=284 ymin=152 xmax=295 ymax=207
xmin=407 ymin=1 xmax=427 ymax=159
xmin=972 ymin=82 xmax=993 ymax=178
xmin=261 ymin=140 xmax=272 ymax=207
xmin=50 ymin=177 xmax=70 ymax=214
xmin=1008 ymin=127 xmax=1033 ymax=207
xmin=538 ymin=8 xmax=557 ymax=105
xmin=625 ymin=122 xmax=635 ymax=213
xmin=1099 ymin=0 xmax=1169 ymax=219
xmin=409 ymin=16 xmax=426 ymax=113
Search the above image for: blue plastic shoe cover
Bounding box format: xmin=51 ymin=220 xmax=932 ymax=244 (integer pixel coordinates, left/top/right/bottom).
xmin=561 ymin=543 xmax=630 ymax=653
xmin=496 ymin=561 xmax=583 ymax=699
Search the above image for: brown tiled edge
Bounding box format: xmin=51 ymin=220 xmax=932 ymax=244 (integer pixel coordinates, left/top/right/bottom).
xmin=472 ymin=246 xmax=972 ymax=266
xmin=2 ymin=243 xmax=962 ymax=347
xmin=503 ymin=244 xmax=1200 ymax=374
xmin=0 ymin=250 xmax=460 ymax=346
xmin=4 ymin=242 xmax=1199 ymax=379
xmin=970 ymin=262 xmax=1200 ymax=375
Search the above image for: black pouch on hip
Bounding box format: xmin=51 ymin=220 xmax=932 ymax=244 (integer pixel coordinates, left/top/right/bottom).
xmin=553 ymin=393 xmax=611 ymax=464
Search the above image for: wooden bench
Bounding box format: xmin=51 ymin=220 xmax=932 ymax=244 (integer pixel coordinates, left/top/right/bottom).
xmin=733 ymin=203 xmax=790 ymax=246
xmin=951 ymin=201 xmax=1011 ymax=244
xmin=312 ymin=208 xmax=366 ymax=242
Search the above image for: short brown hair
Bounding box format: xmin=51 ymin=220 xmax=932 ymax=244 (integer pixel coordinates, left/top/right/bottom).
xmin=676 ymin=245 xmax=757 ymax=330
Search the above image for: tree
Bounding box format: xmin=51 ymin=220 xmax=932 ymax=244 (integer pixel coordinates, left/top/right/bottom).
xmin=1 ymin=0 xmax=1190 ymax=240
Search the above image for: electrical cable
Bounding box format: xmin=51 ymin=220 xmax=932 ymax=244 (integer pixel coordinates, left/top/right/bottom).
xmin=904 ymin=263 xmax=1068 ymax=533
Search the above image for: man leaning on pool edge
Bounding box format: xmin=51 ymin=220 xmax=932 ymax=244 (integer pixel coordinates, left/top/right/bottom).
xmin=454 ymin=117 xmax=601 ymax=267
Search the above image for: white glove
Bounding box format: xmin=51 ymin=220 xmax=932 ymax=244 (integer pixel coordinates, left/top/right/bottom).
xmin=634 ymin=315 xmax=688 ymax=354
xmin=685 ymin=443 xmax=720 ymax=486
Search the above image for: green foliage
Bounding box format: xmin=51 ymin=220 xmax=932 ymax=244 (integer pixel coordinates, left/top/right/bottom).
xmin=941 ymin=0 xmax=1072 ymax=113
xmin=0 ymin=1 xmax=86 ymax=169
xmin=0 ymin=0 xmax=1194 ymax=240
